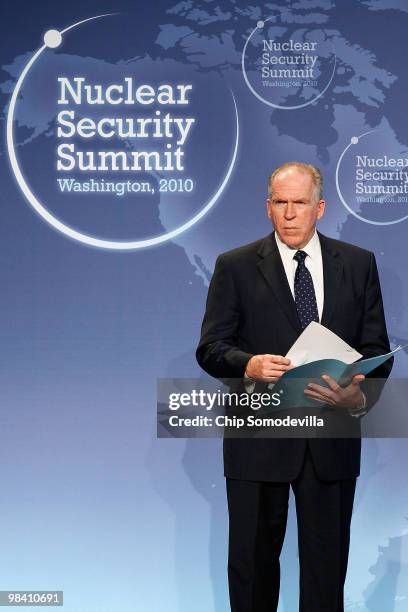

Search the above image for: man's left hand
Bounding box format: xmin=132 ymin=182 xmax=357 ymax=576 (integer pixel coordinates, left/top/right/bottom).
xmin=304 ymin=374 xmax=365 ymax=409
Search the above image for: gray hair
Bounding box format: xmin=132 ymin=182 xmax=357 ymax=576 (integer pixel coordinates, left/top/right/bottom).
xmin=268 ymin=161 xmax=323 ymax=202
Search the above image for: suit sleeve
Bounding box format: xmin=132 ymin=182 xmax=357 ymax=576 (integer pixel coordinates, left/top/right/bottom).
xmin=196 ymin=255 xmax=253 ymax=378
xmin=358 ymin=253 xmax=393 ymax=411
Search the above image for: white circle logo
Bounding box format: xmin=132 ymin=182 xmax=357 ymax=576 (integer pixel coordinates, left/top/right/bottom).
xmin=336 ymin=132 xmax=408 ymax=226
xmin=241 ymin=16 xmax=336 ymax=110
xmin=7 ymin=14 xmax=240 ymax=250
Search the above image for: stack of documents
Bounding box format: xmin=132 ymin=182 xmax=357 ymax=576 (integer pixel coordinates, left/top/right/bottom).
xmin=267 ymin=322 xmax=402 ymax=407
xmin=285 ymin=322 xmax=362 ymax=367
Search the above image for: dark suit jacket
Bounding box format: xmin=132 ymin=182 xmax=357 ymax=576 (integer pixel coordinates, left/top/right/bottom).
xmin=196 ymin=231 xmax=393 ymax=482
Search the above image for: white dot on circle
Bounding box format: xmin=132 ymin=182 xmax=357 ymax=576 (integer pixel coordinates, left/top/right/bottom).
xmin=351 ymin=136 xmax=359 ymax=145
xmin=257 ymin=20 xmax=264 ymax=28
xmin=44 ymin=29 xmax=62 ymax=48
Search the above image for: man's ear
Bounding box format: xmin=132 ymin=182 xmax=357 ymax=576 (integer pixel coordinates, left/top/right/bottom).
xmin=317 ymin=199 xmax=326 ymax=219
xmin=266 ymin=199 xmax=272 ymax=218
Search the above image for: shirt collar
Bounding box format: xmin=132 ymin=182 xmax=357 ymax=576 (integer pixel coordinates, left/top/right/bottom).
xmin=274 ymin=229 xmax=320 ymax=262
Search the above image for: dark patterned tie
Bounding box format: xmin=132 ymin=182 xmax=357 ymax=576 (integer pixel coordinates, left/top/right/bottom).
xmin=294 ymin=250 xmax=319 ymax=329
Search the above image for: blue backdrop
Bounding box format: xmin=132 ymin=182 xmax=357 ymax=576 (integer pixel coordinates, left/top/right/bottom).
xmin=1 ymin=1 xmax=407 ymax=610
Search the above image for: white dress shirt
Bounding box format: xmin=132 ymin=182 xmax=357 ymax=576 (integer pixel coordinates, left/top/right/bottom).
xmin=244 ymin=229 xmax=366 ymax=414
xmin=274 ymin=229 xmax=324 ymax=321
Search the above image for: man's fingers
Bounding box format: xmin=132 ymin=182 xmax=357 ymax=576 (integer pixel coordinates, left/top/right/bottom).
xmin=257 ymin=368 xmax=290 ymax=382
xmin=307 ymin=382 xmax=336 ymax=401
xmin=351 ymin=374 xmax=365 ymax=385
xmin=321 ymin=374 xmax=340 ymax=392
xmin=264 ymin=363 xmax=290 ymax=372
xmin=255 ymin=375 xmax=279 ymax=383
xmin=247 ymin=354 xmax=292 ymax=381
xmin=264 ymin=355 xmax=291 ymax=365
xmin=304 ymin=389 xmax=335 ymax=405
xmin=263 ymin=370 xmax=288 ymax=379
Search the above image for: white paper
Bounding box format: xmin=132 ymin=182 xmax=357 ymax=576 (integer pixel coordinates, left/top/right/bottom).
xmin=285 ymin=321 xmax=362 ymax=367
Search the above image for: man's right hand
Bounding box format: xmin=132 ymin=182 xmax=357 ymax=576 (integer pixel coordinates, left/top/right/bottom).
xmin=245 ymin=354 xmax=292 ymax=383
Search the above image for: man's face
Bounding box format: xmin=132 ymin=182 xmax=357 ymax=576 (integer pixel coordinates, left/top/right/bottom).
xmin=267 ymin=168 xmax=325 ymax=249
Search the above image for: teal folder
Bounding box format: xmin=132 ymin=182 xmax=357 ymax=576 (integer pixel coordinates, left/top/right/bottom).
xmin=273 ymin=345 xmax=405 ymax=409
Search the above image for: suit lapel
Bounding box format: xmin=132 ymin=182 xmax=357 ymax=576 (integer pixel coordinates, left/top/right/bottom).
xmin=257 ymin=231 xmax=344 ymax=333
xmin=257 ymin=233 xmax=302 ymax=334
xmin=319 ymin=232 xmax=344 ymax=328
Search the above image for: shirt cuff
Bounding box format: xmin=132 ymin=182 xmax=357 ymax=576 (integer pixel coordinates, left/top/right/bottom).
xmin=348 ymin=391 xmax=367 ymax=418
xmin=243 ymin=372 xmax=256 ymax=393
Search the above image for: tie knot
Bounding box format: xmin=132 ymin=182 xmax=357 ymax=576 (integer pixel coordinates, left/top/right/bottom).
xmin=294 ymin=250 xmax=307 ymax=263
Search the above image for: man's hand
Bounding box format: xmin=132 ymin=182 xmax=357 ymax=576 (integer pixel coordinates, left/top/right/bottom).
xmin=304 ymin=374 xmax=366 ymax=409
xmin=245 ymin=354 xmax=292 ymax=383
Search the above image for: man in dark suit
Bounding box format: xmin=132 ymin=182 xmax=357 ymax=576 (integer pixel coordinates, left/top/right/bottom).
xmin=196 ymin=162 xmax=392 ymax=611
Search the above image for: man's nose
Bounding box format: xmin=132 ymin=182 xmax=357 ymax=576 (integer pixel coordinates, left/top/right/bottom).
xmin=284 ymin=202 xmax=296 ymax=219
